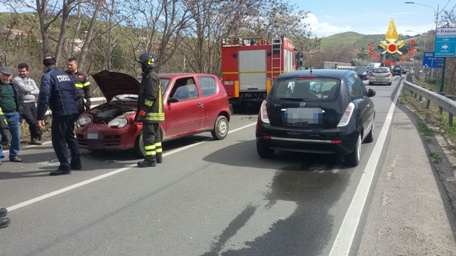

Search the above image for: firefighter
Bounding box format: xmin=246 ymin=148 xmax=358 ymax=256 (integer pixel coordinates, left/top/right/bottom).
xmin=65 ymin=58 xmax=91 ymax=114
xmin=135 ymin=53 xmax=165 ymax=167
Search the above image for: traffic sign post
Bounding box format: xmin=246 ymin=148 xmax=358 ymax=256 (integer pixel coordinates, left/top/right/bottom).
xmin=422 ymin=52 xmax=445 ymax=68
xmin=435 ymin=28 xmax=456 ymax=57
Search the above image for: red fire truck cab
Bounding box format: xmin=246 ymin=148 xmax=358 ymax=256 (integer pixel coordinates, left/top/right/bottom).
xmin=221 ymin=36 xmax=298 ymax=110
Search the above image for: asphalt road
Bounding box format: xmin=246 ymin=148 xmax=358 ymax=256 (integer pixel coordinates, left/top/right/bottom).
xmin=0 ymin=75 xmax=454 ymax=255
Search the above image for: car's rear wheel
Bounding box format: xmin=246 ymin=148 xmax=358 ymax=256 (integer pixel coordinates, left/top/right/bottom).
xmin=211 ymin=115 xmax=229 ymax=140
xmin=257 ymin=140 xmax=275 ymax=158
xmin=345 ymin=134 xmax=361 ymax=167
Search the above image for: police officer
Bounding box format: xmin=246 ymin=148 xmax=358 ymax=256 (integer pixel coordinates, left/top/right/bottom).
xmin=37 ymin=56 xmax=81 ymax=176
xmin=135 ymin=53 xmax=165 ymax=167
xmin=65 ymin=58 xmax=91 ymax=114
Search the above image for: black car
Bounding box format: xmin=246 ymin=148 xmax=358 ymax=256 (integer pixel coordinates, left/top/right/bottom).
xmin=354 ymin=66 xmax=369 ymax=80
xmin=392 ymin=66 xmax=402 ymax=76
xmin=255 ymin=69 xmax=376 ymax=166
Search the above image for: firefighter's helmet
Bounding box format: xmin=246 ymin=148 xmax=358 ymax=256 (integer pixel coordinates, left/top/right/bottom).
xmin=137 ymin=53 xmax=156 ymax=68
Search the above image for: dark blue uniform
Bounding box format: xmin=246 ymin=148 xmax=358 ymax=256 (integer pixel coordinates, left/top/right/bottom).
xmin=37 ymin=66 xmax=80 ymax=171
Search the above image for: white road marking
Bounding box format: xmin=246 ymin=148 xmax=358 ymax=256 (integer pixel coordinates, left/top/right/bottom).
xmin=6 ymin=122 xmax=257 ymax=212
xmin=329 ymin=81 xmax=403 ymax=255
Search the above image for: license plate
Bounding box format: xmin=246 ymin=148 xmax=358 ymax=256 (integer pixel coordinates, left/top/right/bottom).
xmin=284 ymin=108 xmax=323 ymax=124
xmin=87 ymin=133 xmax=99 ymax=139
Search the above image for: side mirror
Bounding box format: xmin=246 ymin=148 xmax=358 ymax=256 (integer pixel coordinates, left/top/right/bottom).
xmin=168 ymin=97 xmax=179 ymax=104
xmin=367 ymin=88 xmax=376 ymax=97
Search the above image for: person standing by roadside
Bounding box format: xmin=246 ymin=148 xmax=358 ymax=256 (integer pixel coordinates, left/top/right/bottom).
xmin=65 ymin=58 xmax=91 ymax=114
xmin=0 ymin=208 xmax=10 ymax=229
xmin=135 ymin=53 xmax=165 ymax=167
xmin=37 ymin=56 xmax=81 ymax=176
xmin=12 ymin=63 xmax=43 ymax=145
xmin=0 ymin=66 xmax=23 ymax=163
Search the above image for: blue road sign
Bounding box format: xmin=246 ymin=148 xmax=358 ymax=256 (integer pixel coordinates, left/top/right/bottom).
xmin=422 ymin=52 xmax=445 ymax=68
xmin=435 ymin=28 xmax=456 ymax=57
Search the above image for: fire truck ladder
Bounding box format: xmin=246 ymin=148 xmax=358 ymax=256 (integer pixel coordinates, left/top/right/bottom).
xmin=271 ymin=37 xmax=282 ymax=80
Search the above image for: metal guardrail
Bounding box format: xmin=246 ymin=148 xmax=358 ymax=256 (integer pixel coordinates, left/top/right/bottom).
xmin=403 ymin=78 xmax=456 ymax=126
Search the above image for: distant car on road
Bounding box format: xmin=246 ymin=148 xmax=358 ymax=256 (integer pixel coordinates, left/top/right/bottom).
xmin=255 ymin=69 xmax=376 ymax=166
xmin=369 ymin=67 xmax=393 ymax=85
xmin=354 ymin=66 xmax=369 ymax=80
xmin=76 ymin=71 xmax=231 ymax=157
xmin=392 ymin=66 xmax=402 ymax=76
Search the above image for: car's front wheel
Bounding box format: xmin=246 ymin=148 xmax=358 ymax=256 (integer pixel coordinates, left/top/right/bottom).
xmin=365 ymin=125 xmax=374 ymax=143
xmin=134 ymin=127 xmax=163 ymax=158
xmin=134 ymin=132 xmax=146 ymax=158
xmin=345 ymin=134 xmax=361 ymax=167
xmin=211 ymin=115 xmax=229 ymax=140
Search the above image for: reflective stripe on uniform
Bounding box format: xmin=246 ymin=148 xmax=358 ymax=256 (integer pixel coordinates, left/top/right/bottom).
xmin=144 ymin=112 xmax=165 ymax=121
xmin=75 ymin=81 xmax=90 ymax=89
xmin=155 ymin=142 xmax=162 ymax=153
xmin=144 ymin=144 xmax=156 ymax=156
xmin=144 ymin=99 xmax=154 ymax=107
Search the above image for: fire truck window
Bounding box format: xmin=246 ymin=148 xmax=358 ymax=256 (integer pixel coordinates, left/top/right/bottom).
xmin=197 ymin=76 xmax=217 ymax=96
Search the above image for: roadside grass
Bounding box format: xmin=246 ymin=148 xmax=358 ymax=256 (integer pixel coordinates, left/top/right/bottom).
xmin=400 ymin=79 xmax=456 ymax=153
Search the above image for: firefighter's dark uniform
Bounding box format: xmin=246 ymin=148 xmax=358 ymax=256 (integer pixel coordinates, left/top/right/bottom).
xmin=65 ymin=70 xmax=91 ymax=114
xmin=136 ymin=53 xmax=165 ymax=167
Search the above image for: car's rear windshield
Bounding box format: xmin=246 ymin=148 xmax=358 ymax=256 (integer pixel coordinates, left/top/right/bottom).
xmin=373 ymin=68 xmax=389 ymax=73
xmin=272 ymin=77 xmax=340 ymax=101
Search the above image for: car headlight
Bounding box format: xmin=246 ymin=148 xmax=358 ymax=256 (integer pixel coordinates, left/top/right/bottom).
xmin=108 ymin=116 xmax=128 ymax=128
xmin=77 ymin=115 xmax=92 ymax=126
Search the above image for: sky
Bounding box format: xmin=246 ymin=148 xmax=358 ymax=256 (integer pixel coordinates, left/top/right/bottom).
xmin=1 ymin=0 xmax=452 ymax=38
xmin=291 ymin=0 xmax=454 ymax=37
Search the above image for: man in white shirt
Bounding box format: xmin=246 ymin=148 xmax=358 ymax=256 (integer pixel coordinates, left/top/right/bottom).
xmin=12 ymin=63 xmax=42 ymax=145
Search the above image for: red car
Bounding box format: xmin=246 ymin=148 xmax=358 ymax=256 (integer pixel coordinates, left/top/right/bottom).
xmin=76 ymin=70 xmax=231 ymax=157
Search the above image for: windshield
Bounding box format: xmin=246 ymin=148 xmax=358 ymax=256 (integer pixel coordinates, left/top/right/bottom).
xmin=272 ymin=77 xmax=340 ymax=101
xmin=160 ymin=78 xmax=170 ymax=92
xmin=373 ymin=68 xmax=389 ymax=73
xmin=354 ymin=66 xmax=366 ymax=72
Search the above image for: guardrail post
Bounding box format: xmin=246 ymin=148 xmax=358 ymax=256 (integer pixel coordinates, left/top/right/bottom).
xmin=426 ymin=99 xmax=431 ymax=109
xmin=449 ymin=113 xmax=453 ymax=127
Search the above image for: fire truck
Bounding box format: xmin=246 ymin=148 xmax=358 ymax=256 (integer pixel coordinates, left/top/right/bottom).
xmin=221 ymin=36 xmax=299 ymax=110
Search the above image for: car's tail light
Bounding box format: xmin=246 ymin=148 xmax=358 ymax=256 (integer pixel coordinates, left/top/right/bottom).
xmin=337 ymin=102 xmax=354 ymax=127
xmin=369 ymin=73 xmax=374 ymax=77
xmin=386 ymin=73 xmax=391 ymax=77
xmin=260 ymin=100 xmax=270 ymax=123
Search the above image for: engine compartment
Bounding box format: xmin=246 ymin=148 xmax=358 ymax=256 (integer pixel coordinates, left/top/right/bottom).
xmin=89 ymin=104 xmax=137 ymax=124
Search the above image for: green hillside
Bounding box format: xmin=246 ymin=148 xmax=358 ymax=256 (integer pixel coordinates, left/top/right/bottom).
xmin=319 ymin=32 xmax=365 ymax=49
xmin=320 ymin=31 xmax=422 ymax=50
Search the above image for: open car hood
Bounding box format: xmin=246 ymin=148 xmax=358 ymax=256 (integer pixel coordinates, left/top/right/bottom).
xmin=91 ymin=70 xmax=140 ymax=102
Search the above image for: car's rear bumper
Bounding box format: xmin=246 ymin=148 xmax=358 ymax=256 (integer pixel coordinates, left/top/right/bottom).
xmin=369 ymin=78 xmax=392 ymax=84
xmin=256 ymin=125 xmax=359 ymax=155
